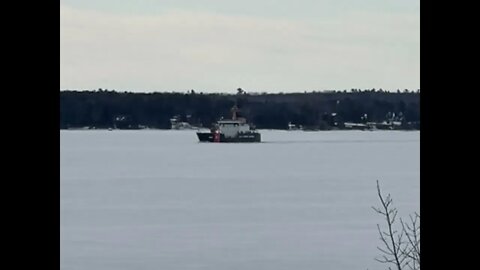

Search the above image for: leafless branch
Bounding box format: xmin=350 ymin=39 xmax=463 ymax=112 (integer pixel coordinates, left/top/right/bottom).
xmin=400 ymin=213 xmax=420 ymax=270
xmin=373 ymin=180 xmax=408 ymax=270
xmin=369 ymin=181 xmax=420 ymax=270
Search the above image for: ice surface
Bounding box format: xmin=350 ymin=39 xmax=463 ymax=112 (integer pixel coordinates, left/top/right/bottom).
xmin=61 ymin=130 xmax=419 ymax=270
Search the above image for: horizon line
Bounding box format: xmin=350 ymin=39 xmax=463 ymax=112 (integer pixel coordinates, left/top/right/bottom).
xmin=60 ymin=88 xmax=420 ymax=94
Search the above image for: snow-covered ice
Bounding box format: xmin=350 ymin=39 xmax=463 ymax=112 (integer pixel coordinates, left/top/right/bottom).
xmin=61 ymin=130 xmax=419 ymax=270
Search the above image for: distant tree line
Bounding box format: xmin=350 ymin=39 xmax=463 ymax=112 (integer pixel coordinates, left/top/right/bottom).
xmin=60 ymin=89 xmax=420 ymax=130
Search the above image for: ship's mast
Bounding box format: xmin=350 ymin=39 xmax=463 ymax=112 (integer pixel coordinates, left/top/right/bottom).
xmin=231 ymin=105 xmax=239 ymax=120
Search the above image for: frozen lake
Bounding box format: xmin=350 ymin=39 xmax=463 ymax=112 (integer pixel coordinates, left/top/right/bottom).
xmin=61 ymin=130 xmax=419 ymax=270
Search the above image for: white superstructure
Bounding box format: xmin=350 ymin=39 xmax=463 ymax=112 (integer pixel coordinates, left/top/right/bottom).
xmin=217 ymin=119 xmax=251 ymax=138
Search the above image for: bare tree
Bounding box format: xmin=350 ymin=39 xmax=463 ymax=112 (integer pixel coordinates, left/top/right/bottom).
xmin=400 ymin=214 xmax=420 ymax=270
xmin=372 ymin=180 xmax=420 ymax=270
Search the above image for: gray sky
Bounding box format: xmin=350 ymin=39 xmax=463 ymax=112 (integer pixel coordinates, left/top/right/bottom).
xmin=60 ymin=0 xmax=419 ymax=93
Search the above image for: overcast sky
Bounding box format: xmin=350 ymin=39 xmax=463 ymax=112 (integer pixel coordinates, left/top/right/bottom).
xmin=60 ymin=0 xmax=419 ymax=93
